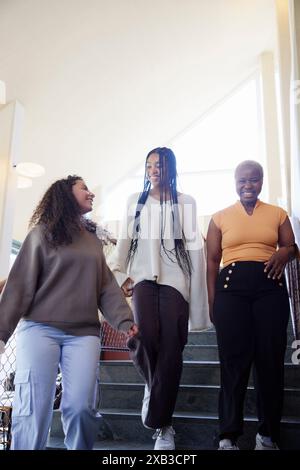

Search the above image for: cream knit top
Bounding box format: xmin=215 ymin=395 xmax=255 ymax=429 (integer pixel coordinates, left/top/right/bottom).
xmin=108 ymin=193 xmax=211 ymax=331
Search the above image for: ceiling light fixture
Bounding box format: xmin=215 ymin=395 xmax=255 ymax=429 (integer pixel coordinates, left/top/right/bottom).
xmin=16 ymin=162 xmax=45 ymax=178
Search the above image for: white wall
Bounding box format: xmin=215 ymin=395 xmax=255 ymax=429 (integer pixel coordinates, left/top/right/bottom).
xmin=0 ymin=0 xmax=276 ymax=241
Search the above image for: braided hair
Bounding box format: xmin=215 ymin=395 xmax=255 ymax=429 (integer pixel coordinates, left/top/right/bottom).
xmin=29 ymin=175 xmax=96 ymax=248
xmin=127 ymin=147 xmax=192 ymax=276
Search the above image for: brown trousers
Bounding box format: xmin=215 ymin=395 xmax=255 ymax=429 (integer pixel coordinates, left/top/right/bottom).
xmin=130 ymin=280 xmax=189 ymax=429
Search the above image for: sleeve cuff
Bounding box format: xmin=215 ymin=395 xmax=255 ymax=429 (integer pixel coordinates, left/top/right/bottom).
xmin=0 ymin=340 xmax=5 ymax=354
xmin=118 ymin=320 xmax=134 ymax=333
xmin=114 ymin=272 xmax=129 ymax=288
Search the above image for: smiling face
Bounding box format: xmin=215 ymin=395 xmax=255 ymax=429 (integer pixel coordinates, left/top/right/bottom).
xmin=146 ymin=152 xmax=161 ymax=189
xmin=72 ymin=179 xmax=95 ymax=214
xmin=235 ymin=163 xmax=263 ymax=206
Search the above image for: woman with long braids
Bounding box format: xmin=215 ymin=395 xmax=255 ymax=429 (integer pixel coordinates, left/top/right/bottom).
xmin=109 ymin=147 xmax=211 ymax=450
xmin=0 ymin=175 xmax=138 ymax=449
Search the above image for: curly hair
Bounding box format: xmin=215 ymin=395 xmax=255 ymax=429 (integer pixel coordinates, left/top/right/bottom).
xmin=29 ymin=175 xmax=96 ymax=248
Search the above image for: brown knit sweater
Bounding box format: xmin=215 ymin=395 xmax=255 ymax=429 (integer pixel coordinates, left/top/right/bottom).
xmin=0 ymin=225 xmax=133 ymax=343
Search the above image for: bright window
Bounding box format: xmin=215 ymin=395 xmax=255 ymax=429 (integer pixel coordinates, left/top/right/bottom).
xmin=173 ymin=75 xmax=265 ymax=215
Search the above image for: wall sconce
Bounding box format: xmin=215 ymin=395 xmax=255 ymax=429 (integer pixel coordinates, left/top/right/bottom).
xmin=16 ymin=162 xmax=45 ymax=189
xmin=16 ymin=162 xmax=45 ymax=178
xmin=17 ymin=176 xmax=33 ymax=189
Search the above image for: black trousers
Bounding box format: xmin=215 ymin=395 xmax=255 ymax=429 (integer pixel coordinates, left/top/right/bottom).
xmin=130 ymin=280 xmax=189 ymax=429
xmin=213 ymin=261 xmax=290 ymax=442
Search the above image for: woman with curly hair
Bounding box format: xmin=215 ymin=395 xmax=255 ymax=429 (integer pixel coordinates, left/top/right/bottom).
xmin=109 ymin=147 xmax=211 ymax=450
xmin=0 ymin=175 xmax=138 ymax=450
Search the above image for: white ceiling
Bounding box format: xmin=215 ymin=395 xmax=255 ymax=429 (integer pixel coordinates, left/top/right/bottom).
xmin=0 ymin=0 xmax=277 ymax=240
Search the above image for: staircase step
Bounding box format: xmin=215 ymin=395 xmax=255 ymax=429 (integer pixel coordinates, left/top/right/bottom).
xmin=187 ymin=326 xmax=295 ymax=346
xmin=183 ymin=345 xmax=219 ymax=361
xmin=187 ymin=331 xmax=217 ymax=345
xmin=100 ymin=360 xmax=300 ymax=387
xmin=188 ymin=321 xmax=295 ymax=345
xmin=98 ymin=382 xmax=300 ymax=418
xmin=99 ymin=360 xmax=222 ymax=385
xmin=46 ymin=436 xmax=154 ymax=450
xmin=183 ymin=345 xmax=295 ymax=362
xmin=48 ymin=317 xmax=299 ymax=450
xmin=49 ymin=409 xmax=300 ymax=450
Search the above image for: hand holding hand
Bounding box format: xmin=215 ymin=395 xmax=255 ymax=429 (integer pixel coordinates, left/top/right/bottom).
xmin=121 ymin=277 xmax=134 ymax=297
xmin=126 ymin=324 xmax=140 ymax=352
xmin=127 ymin=323 xmax=139 ymax=338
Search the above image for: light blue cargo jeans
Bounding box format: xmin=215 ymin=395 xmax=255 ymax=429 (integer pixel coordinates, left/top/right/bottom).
xmin=11 ymin=320 xmax=101 ymax=450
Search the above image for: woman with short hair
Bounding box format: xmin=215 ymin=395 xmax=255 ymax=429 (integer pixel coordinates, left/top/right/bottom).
xmin=207 ymin=160 xmax=297 ymax=450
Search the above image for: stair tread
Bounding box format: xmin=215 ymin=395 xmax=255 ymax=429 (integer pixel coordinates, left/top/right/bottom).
xmin=100 ymin=359 xmax=299 ymax=367
xmin=98 ymin=408 xmax=300 ymax=424
xmin=99 ymin=382 xmax=300 ymax=392
xmin=184 ymin=345 xmax=295 ymax=348
xmin=46 ymin=436 xmax=154 ymax=450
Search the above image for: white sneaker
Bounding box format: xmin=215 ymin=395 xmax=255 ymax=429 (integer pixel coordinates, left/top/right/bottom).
xmin=141 ymin=384 xmax=151 ymax=428
xmin=255 ymin=433 xmax=279 ymax=450
xmin=153 ymin=426 xmax=175 ymax=450
xmin=218 ymin=438 xmax=239 ymax=450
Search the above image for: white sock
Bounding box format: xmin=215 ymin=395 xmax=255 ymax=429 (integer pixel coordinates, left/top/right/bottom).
xmin=258 ymin=433 xmax=273 ymax=445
